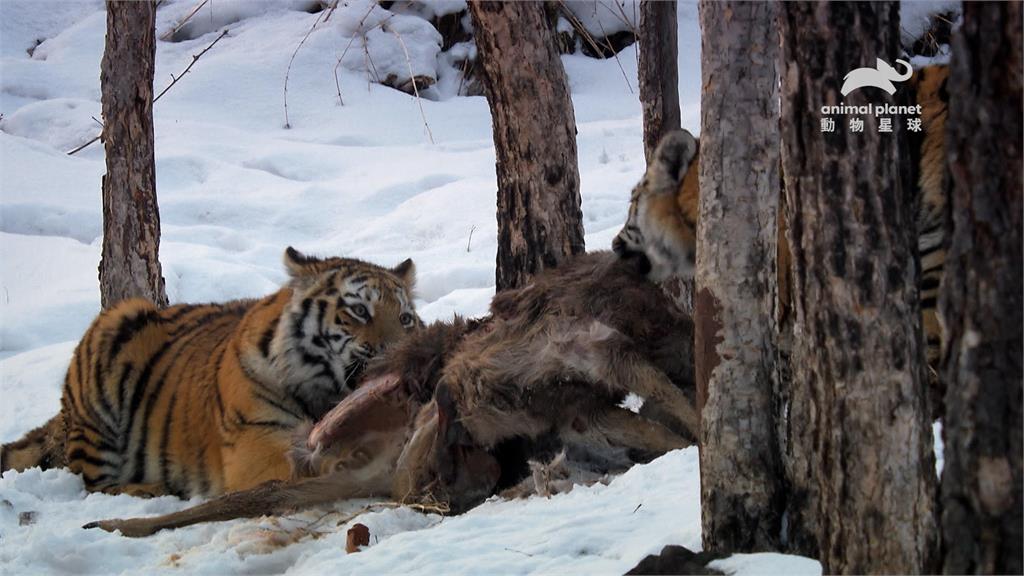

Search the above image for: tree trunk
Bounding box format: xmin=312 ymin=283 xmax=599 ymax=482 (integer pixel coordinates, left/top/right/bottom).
xmin=468 ymin=1 xmax=585 ymax=292
xmin=940 ymin=3 xmax=1023 ymax=574
xmin=99 ymin=0 xmax=167 ymax=309
xmin=779 ymin=3 xmax=938 ymax=573
xmin=695 ymin=0 xmax=783 ymax=553
xmin=639 ymin=0 xmax=680 ymax=165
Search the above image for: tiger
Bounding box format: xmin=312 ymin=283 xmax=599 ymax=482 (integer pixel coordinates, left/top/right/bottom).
xmin=613 ymin=65 xmax=950 ymax=400
xmin=0 ymin=247 xmax=422 ymax=498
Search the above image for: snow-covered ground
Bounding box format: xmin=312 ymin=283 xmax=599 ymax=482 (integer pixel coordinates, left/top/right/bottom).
xmin=0 ymin=1 xmax=818 ymax=573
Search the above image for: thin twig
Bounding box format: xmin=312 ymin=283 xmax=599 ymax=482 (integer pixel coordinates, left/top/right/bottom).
xmin=456 ymin=56 xmax=470 ymax=97
xmin=284 ymin=9 xmax=329 ymax=128
xmin=387 ymin=23 xmax=435 ymax=144
xmin=332 ymin=2 xmax=380 ymax=105
xmin=505 ymin=547 xmax=535 ymax=558
xmin=557 ymin=3 xmax=606 ymax=58
xmin=67 ymin=29 xmax=229 ymax=156
xmin=332 ymin=500 xmax=451 ymax=527
xmin=594 ymin=5 xmax=633 ymax=93
xmin=67 ymin=135 xmax=100 ymax=156
xmin=466 ymin=225 xmax=476 ymax=252
xmin=154 ymin=29 xmax=228 ymax=102
xmin=363 ymin=29 xmax=383 ymax=84
xmin=605 ymin=0 xmax=638 ymax=34
xmin=321 ymin=0 xmax=339 ymax=24
xmin=160 ymin=0 xmax=210 ymax=41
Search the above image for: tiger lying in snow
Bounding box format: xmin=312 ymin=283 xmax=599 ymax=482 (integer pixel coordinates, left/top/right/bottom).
xmin=1 ymin=248 xmax=421 ymax=497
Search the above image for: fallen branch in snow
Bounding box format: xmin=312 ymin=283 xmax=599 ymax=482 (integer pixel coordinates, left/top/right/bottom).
xmin=387 ymin=23 xmax=435 ymax=144
xmin=67 ymin=29 xmax=230 ymax=156
xmin=505 ymin=547 xmax=536 ymax=558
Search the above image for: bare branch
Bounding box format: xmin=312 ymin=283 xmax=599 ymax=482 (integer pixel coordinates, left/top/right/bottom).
xmin=388 ymin=23 xmax=435 ymax=144
xmin=332 ymin=2 xmax=379 ymax=105
xmin=594 ymin=8 xmax=634 ymax=94
xmin=154 ymin=29 xmax=228 ymax=103
xmin=284 ymin=10 xmax=329 ymax=128
xmin=67 ymin=28 xmax=229 ymax=156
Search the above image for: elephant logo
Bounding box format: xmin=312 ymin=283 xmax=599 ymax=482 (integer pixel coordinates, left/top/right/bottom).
xmin=840 ymin=58 xmax=913 ymax=96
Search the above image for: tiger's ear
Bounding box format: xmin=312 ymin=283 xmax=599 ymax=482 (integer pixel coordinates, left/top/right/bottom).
xmin=284 ymin=246 xmax=322 ymax=284
xmin=392 ymin=258 xmax=416 ymax=288
xmin=649 ymin=130 xmax=699 ymax=193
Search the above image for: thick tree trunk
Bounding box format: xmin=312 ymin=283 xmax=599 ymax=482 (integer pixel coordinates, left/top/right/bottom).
xmin=940 ymin=3 xmax=1023 ymax=574
xmin=639 ymin=0 xmax=680 ymax=165
xmin=99 ymin=0 xmax=167 ymax=309
xmin=468 ymin=1 xmax=585 ymax=292
xmin=695 ymin=0 xmax=783 ymax=553
xmin=779 ymin=3 xmax=938 ymax=573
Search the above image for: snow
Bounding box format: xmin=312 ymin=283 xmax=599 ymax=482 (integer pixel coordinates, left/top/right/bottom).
xmin=900 ymin=0 xmax=960 ymax=48
xmin=10 ymin=0 xmax=973 ymax=572
xmin=711 ymin=552 xmax=823 ymax=576
xmin=563 ymin=1 xmax=638 ymax=38
xmin=0 ymin=450 xmax=811 ymax=576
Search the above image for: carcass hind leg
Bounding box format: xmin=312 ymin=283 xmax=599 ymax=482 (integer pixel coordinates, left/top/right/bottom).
xmin=548 ymin=322 xmax=699 ymax=440
xmin=582 ymin=406 xmax=692 ymax=462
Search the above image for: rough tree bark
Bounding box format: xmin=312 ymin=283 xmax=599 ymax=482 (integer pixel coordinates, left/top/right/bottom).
xmin=468 ymin=1 xmax=585 ymax=292
xmin=695 ymin=0 xmax=783 ymax=553
xmin=99 ymin=0 xmax=167 ymax=309
xmin=639 ymin=0 xmax=680 ymax=164
xmin=940 ymin=3 xmax=1023 ymax=574
xmin=779 ymin=3 xmax=938 ymax=573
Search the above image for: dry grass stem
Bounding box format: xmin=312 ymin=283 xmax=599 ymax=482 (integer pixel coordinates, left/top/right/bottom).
xmin=594 ymin=8 xmax=634 ymax=94
xmin=283 ymin=8 xmax=329 ymax=128
xmin=387 ymin=23 xmax=435 ymax=144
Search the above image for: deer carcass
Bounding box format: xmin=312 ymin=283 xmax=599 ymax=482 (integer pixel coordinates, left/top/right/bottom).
xmin=84 ymin=252 xmax=697 ymax=537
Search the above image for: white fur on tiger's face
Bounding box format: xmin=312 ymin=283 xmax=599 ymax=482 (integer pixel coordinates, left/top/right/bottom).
xmin=612 ymin=130 xmax=700 ymax=282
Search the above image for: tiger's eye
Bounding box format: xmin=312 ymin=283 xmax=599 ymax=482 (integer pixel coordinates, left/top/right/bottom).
xmin=400 ymin=312 xmax=414 ymax=326
xmin=351 ymin=304 xmax=369 ymax=319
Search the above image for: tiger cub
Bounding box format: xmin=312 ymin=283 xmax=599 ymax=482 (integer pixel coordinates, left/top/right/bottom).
xmin=614 ymin=65 xmax=950 ymax=382
xmin=0 ymin=247 xmax=422 ymax=498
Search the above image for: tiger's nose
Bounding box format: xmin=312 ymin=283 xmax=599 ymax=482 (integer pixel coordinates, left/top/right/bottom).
xmin=612 ymin=234 xmax=627 ymax=255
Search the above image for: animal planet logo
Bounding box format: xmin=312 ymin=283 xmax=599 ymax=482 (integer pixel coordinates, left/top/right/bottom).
xmin=820 ymin=58 xmax=922 ymax=133
xmin=841 ymin=58 xmax=913 ymax=96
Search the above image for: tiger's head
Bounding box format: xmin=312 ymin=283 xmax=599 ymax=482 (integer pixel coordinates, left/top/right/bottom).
xmin=612 ymin=130 xmax=700 ymax=282
xmin=273 ymin=247 xmax=422 ymax=412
